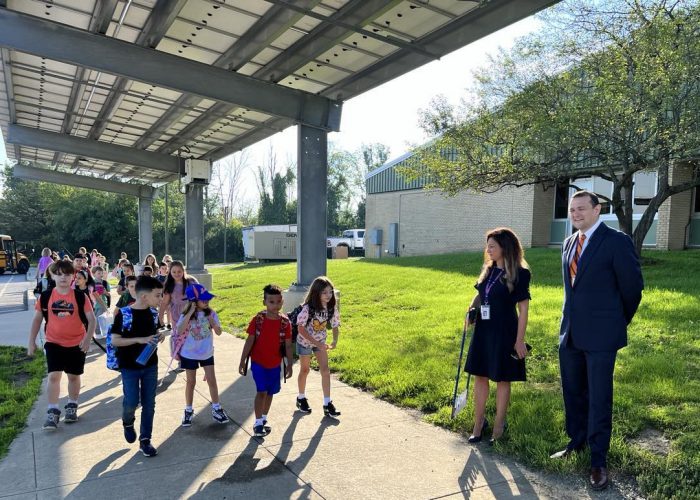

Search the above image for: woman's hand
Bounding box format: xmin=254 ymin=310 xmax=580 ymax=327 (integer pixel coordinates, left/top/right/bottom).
xmin=466 ymin=308 xmax=476 ymax=326
xmin=514 ymin=339 xmax=529 ymax=359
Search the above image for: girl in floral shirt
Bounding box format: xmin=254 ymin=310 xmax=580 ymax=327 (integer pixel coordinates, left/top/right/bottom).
xmin=295 ymin=276 xmax=341 ymax=417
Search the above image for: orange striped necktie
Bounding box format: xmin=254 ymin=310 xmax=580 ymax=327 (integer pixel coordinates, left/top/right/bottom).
xmin=569 ymin=233 xmax=586 ymax=284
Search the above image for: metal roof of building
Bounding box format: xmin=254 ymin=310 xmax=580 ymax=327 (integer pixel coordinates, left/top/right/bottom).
xmin=0 ymin=0 xmax=556 ymax=189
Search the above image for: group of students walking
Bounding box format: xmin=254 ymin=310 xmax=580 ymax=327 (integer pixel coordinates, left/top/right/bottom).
xmin=28 ymin=250 xmax=342 ymax=458
xmin=26 ymin=188 xmax=641 ymax=490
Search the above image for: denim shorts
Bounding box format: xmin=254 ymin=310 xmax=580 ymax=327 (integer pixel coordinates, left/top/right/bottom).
xmin=296 ymin=342 xmax=320 ymax=356
xmin=250 ymin=361 xmax=281 ymax=395
xmin=179 ymin=355 xmax=214 ymax=370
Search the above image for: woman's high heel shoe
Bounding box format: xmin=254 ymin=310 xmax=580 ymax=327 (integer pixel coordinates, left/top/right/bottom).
xmin=467 ymin=418 xmax=489 ymax=444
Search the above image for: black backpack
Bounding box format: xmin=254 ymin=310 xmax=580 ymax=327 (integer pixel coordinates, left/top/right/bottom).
xmin=40 ymin=289 xmax=88 ymax=331
xmin=286 ymin=304 xmax=305 ymax=343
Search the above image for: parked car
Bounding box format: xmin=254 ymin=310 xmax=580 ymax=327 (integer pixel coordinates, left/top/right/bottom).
xmin=327 ymin=229 xmax=365 ymax=256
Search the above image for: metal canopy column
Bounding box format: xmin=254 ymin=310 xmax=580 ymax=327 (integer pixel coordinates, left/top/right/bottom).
xmin=185 ymin=183 xmax=211 ymax=288
xmin=295 ymin=125 xmax=328 ymax=287
xmin=138 ymin=196 xmax=154 ymax=263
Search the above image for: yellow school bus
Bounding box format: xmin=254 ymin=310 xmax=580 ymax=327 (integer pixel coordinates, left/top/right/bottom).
xmin=0 ymin=235 xmax=30 ymax=274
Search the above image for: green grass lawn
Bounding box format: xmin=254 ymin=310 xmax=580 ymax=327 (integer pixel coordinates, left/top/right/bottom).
xmin=0 ymin=347 xmax=45 ymax=458
xmin=210 ymin=249 xmax=700 ymax=499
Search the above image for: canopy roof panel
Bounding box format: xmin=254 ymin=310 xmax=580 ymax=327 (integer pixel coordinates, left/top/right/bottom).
xmin=0 ymin=0 xmax=557 ymax=189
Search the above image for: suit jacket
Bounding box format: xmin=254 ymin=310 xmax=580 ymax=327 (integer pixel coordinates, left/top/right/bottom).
xmin=559 ymin=223 xmax=644 ymax=351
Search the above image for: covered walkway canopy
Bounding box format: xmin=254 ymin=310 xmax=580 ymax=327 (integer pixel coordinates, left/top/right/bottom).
xmin=0 ymin=0 xmax=556 ymax=286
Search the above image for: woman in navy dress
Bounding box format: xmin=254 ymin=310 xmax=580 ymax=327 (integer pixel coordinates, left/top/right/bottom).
xmin=465 ymin=227 xmax=531 ymax=444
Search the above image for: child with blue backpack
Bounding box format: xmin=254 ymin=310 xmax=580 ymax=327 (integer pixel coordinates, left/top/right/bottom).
xmin=109 ymin=276 xmax=164 ymax=457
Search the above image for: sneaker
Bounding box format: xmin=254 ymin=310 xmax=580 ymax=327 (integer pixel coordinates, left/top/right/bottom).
xmin=262 ymin=418 xmax=271 ymax=434
xmin=296 ymin=397 xmax=312 ymax=413
xmin=64 ymin=403 xmax=78 ymax=423
xmin=182 ymin=409 xmax=194 ymax=427
xmin=42 ymin=408 xmax=61 ymax=430
xmin=139 ymin=439 xmax=158 ymax=457
xmin=323 ymin=401 xmax=341 ymax=417
xmin=253 ymin=424 xmax=267 ymax=437
xmin=124 ymin=424 xmax=137 ymax=443
xmin=211 ymin=407 xmax=230 ymax=424
xmin=94 ymin=333 xmax=106 ymax=340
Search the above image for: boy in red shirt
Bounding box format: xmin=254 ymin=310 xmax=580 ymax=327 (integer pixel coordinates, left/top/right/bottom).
xmin=239 ymin=284 xmax=293 ymax=437
xmin=28 ymin=260 xmax=96 ymax=430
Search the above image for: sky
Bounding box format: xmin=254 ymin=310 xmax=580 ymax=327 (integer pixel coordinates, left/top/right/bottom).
xmin=0 ymin=14 xmax=540 ymax=207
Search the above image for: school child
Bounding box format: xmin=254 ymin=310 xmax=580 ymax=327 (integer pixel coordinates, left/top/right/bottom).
xmin=91 ymin=266 xmax=111 ymax=339
xmin=28 ymin=260 xmax=96 ymax=429
xmin=176 ymin=284 xmax=230 ymax=426
xmin=36 ymin=247 xmax=53 ymax=289
xmin=239 ymin=284 xmax=293 ymax=437
xmin=162 ymin=254 xmax=173 ymax=267
xmin=112 ymin=258 xmax=126 ymax=280
xmin=238 ymin=285 xmax=294 ymax=437
xmin=142 ymin=265 xmax=154 ymax=277
xmin=159 ymin=260 xmax=197 ymax=329
xmin=110 ymin=276 xmax=164 ymax=457
xmin=71 ymin=254 xmax=95 ymax=289
xmin=74 ymin=271 xmax=93 ymax=303
xmin=115 ymin=275 xmax=137 ymax=311
xmin=117 ymin=262 xmax=135 ymax=294
xmin=295 ymin=276 xmax=341 ymax=417
xmin=143 ymin=254 xmax=158 ymax=271
xmin=156 ymin=262 xmax=169 ymax=284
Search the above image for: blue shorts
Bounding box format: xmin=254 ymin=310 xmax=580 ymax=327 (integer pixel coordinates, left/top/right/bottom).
xmin=179 ymin=355 xmax=214 ymax=370
xmin=250 ymin=361 xmax=281 ymax=395
xmin=296 ymin=342 xmax=320 ymax=356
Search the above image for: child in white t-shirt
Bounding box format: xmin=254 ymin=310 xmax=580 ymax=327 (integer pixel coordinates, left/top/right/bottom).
xmin=175 ymin=284 xmax=229 ymax=427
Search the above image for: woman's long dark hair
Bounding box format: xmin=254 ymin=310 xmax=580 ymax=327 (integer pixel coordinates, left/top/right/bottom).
xmin=477 ymin=227 xmax=529 ymax=293
xmin=303 ymin=276 xmax=336 ymax=317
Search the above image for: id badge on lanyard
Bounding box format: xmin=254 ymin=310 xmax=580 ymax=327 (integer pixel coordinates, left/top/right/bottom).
xmin=481 ymin=268 xmax=503 ymax=321
xmin=480 ymin=304 xmax=491 ymax=320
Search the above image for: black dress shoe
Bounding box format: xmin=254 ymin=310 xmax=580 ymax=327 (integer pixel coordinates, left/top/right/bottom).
xmin=590 ymin=467 xmax=609 ymax=490
xmin=467 ymin=418 xmax=489 ymax=444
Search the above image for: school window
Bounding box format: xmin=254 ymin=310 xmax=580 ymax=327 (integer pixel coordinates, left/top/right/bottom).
xmin=694 ymin=185 xmax=700 ymax=213
xmin=554 ymin=181 xmax=570 ymax=219
xmin=593 ymin=177 xmax=613 ymax=215
xmin=632 ymin=171 xmax=657 ymax=214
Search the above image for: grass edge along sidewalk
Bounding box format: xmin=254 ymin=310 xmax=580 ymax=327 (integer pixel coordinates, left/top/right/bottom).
xmin=210 ymin=248 xmax=700 ymax=500
xmin=0 ymin=346 xmax=45 ymax=459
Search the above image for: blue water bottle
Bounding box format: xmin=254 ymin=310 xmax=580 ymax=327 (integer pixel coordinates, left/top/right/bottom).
xmin=135 ymin=339 xmax=157 ymax=365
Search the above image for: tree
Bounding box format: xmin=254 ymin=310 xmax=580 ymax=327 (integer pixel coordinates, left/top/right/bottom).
xmin=255 ymin=143 xmax=296 ymax=225
xmin=355 ymin=143 xmax=390 ymax=227
xmin=0 ymin=166 xmax=52 ymax=249
xmin=212 ymin=150 xmax=250 ymax=218
xmin=413 ymin=0 xmax=700 ymax=254
xmin=327 ymin=146 xmax=358 ymax=235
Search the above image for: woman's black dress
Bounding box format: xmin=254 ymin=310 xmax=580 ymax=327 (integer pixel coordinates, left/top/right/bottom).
xmin=465 ymin=266 xmax=531 ymax=382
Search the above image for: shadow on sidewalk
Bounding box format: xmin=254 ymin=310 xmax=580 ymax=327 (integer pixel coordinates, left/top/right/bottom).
xmin=458 ymin=446 xmax=538 ymax=498
xmin=188 ymin=411 xmax=340 ymax=498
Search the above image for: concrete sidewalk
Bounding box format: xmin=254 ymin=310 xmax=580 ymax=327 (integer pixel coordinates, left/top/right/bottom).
xmin=0 ymin=319 xmax=630 ymax=499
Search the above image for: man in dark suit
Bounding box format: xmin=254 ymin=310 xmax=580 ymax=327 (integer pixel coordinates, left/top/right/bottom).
xmin=551 ymin=190 xmax=643 ymax=490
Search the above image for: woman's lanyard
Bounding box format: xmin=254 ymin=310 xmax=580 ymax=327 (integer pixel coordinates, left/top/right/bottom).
xmin=483 ymin=268 xmax=504 ymax=305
